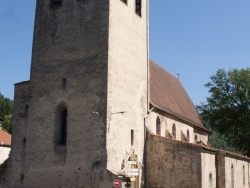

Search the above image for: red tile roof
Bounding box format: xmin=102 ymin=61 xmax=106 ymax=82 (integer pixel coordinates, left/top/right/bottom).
xmin=150 ymin=60 xmax=208 ymax=131
xmin=0 ymin=129 xmax=11 ymax=146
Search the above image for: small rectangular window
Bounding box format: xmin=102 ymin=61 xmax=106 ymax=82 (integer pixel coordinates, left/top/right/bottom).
xmin=131 ymin=130 xmax=134 ymax=146
xmin=135 ymin=0 xmax=141 ymax=17
xmin=50 ymin=0 xmax=62 ymax=9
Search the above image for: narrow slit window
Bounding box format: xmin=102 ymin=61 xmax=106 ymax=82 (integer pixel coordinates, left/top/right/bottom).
xmin=131 ymin=130 xmax=134 ymax=146
xmin=195 ymin=135 xmax=198 ymax=141
xmin=20 ymin=173 xmax=24 ymax=183
xmin=187 ymin=130 xmax=190 ymax=142
xmin=58 ymin=108 xmax=67 ymax=145
xmin=231 ymin=164 xmax=234 ymax=188
xmin=156 ymin=117 xmax=161 ymax=136
xmin=243 ymin=165 xmax=245 ymax=185
xmin=209 ymin=173 xmax=213 ymax=187
xmin=172 ymin=124 xmax=176 ymax=139
xmin=62 ymin=78 xmax=67 ymax=90
xmin=23 ymin=137 xmax=27 ymax=146
xmin=135 ymin=0 xmax=141 ymax=17
xmin=25 ymin=104 xmax=29 ymax=116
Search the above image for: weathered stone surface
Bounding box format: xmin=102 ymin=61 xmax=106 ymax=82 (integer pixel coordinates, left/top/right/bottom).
xmin=106 ymin=0 xmax=148 ymax=179
xmin=1 ymin=1 xmax=250 ymax=188
xmin=1 ymin=0 xmax=148 ymax=187
xmin=224 ymin=156 xmax=249 ymax=188
xmin=201 ymin=152 xmax=216 ymax=188
xmin=146 ymin=133 xmax=250 ymax=188
xmin=146 ymin=134 xmax=202 ymax=188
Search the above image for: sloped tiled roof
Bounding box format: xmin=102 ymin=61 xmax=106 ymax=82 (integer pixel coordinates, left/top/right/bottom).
xmin=0 ymin=129 xmax=11 ymax=146
xmin=150 ymin=60 xmax=208 ymax=131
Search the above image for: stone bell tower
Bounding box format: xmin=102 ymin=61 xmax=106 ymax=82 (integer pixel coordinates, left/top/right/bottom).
xmin=7 ymin=0 xmax=148 ymax=187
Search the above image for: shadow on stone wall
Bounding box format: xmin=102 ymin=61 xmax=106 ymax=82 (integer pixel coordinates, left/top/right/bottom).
xmin=0 ymin=159 xmax=9 ymax=185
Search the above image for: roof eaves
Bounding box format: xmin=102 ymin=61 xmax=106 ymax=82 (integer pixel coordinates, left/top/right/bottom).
xmin=0 ymin=144 xmax=11 ymax=148
xmin=150 ymin=102 xmax=210 ymax=133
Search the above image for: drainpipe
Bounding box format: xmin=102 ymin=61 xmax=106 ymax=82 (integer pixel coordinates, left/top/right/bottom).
xmin=144 ymin=0 xmax=150 ymax=186
xmin=143 ymin=106 xmax=154 ymax=188
xmin=146 ymin=0 xmax=150 ymax=113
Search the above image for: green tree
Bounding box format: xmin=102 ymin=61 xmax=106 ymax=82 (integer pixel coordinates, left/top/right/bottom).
xmin=2 ymin=114 xmax=12 ymax=133
xmin=206 ymin=124 xmax=237 ymax=153
xmin=197 ymin=68 xmax=250 ymax=156
xmin=0 ymin=93 xmax=13 ymax=133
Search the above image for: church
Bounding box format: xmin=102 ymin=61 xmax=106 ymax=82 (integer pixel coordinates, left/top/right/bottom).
xmin=0 ymin=0 xmax=249 ymax=187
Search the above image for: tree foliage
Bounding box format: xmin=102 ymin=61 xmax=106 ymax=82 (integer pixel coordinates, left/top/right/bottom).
xmin=0 ymin=93 xmax=13 ymax=133
xmin=206 ymin=124 xmax=237 ymax=153
xmin=197 ymin=68 xmax=250 ymax=156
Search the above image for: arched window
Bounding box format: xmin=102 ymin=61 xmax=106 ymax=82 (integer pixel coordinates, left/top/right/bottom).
xmin=195 ymin=135 xmax=198 ymax=142
xmin=187 ymin=130 xmax=190 ymax=142
xmin=172 ymin=124 xmax=176 ymax=139
xmin=231 ymin=164 xmax=234 ymax=188
xmin=156 ymin=117 xmax=161 ymax=136
xmin=55 ymin=104 xmax=67 ymax=146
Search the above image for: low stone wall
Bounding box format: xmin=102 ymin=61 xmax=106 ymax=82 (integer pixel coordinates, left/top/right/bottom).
xmin=146 ymin=133 xmax=250 ymax=188
xmin=224 ymin=154 xmax=249 ymax=188
xmin=146 ymin=134 xmax=204 ymax=188
xmin=201 ymin=152 xmax=216 ymax=188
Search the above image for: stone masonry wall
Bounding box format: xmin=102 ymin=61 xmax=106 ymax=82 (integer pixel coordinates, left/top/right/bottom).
xmin=2 ymin=0 xmax=116 ymax=187
xmin=146 ymin=134 xmax=203 ymax=188
xmin=224 ymin=156 xmax=249 ymax=188
xmin=146 ymin=133 xmax=250 ymax=188
xmin=1 ymin=81 xmax=30 ymax=186
xmin=201 ymin=152 xmax=216 ymax=188
xmin=106 ymin=0 xmax=148 ymax=182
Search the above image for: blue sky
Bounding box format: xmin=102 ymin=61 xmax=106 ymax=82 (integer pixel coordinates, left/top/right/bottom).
xmin=1 ymin=1 xmax=250 ymax=105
